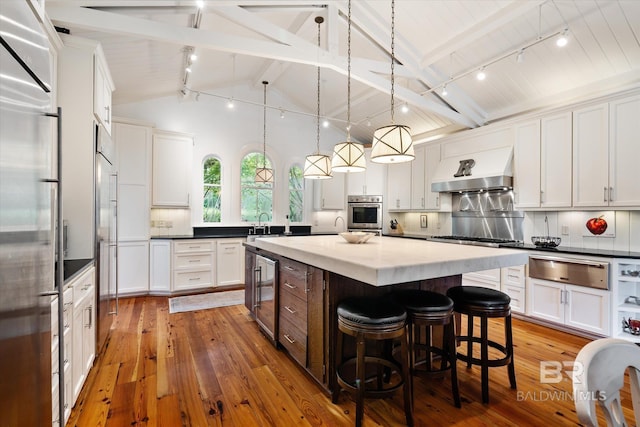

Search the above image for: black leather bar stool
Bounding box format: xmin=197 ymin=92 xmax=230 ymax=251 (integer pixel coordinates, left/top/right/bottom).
xmin=332 ymin=296 xmax=413 ymax=427
xmin=392 ymin=289 xmax=461 ymax=408
xmin=446 ymin=286 xmax=516 ymax=404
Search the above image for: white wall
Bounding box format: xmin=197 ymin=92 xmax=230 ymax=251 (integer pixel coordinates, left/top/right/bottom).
xmin=114 ymin=83 xmax=349 ymax=228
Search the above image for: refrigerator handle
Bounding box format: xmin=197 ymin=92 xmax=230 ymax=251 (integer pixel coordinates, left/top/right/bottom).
xmin=109 ymin=172 xmax=119 ymax=315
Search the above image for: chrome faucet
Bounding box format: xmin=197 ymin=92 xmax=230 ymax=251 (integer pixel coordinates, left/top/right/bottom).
xmin=258 ymin=212 xmax=269 ymax=227
xmin=334 ymin=215 xmax=345 ymax=231
xmin=255 ymin=212 xmax=270 ymax=234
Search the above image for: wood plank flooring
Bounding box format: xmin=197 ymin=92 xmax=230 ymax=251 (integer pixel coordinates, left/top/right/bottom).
xmin=66 ymin=295 xmax=636 ymax=426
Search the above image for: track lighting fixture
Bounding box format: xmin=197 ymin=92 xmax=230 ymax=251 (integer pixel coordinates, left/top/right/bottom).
xmin=556 ymin=28 xmax=569 ymax=47
xmin=227 ymin=98 xmax=234 ymax=109
xmin=476 ymin=68 xmax=486 ymax=81
xmin=441 ymin=84 xmax=448 ymax=96
xmin=516 ymin=49 xmax=524 ymax=63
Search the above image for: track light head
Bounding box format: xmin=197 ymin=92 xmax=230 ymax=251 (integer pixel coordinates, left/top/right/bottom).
xmin=556 ymin=29 xmax=569 ymax=47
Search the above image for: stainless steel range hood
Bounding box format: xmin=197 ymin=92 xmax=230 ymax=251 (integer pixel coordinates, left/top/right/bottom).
xmin=431 ymin=147 xmax=513 ymax=192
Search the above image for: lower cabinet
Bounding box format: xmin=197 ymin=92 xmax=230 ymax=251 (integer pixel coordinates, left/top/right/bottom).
xmin=71 ymin=267 xmax=96 ymax=402
xmin=172 ymin=239 xmax=215 ymax=292
xmin=150 ymin=240 xmax=171 ymax=293
xmin=527 ymin=278 xmax=610 ymax=336
xmin=118 ymin=240 xmax=150 ymax=294
xmin=462 ymin=268 xmax=501 ymax=290
xmin=501 ymin=265 xmax=526 ymax=314
xmin=51 ymin=289 xmax=73 ymax=427
xmin=216 ymin=239 xmax=245 ymax=286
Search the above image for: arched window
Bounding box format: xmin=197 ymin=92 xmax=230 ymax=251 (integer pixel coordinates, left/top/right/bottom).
xmin=241 ymin=152 xmax=273 ymax=221
xmin=288 ymin=164 xmax=304 ymax=222
xmin=203 ymin=156 xmax=221 ymax=222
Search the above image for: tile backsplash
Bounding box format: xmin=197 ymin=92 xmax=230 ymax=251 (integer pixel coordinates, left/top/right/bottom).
xmin=150 ymin=208 xmax=192 ymax=236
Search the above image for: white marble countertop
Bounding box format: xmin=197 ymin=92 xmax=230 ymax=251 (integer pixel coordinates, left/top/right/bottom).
xmin=247 ymin=235 xmax=529 ymax=286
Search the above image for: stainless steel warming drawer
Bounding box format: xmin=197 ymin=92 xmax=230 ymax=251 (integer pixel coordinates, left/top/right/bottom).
xmin=529 ymin=255 xmax=609 ymax=290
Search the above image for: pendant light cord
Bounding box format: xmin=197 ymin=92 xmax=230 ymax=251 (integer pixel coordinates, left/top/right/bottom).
xmin=316 ymin=17 xmax=322 ymax=154
xmin=262 ymin=81 xmax=267 ymax=168
xmin=346 ymin=0 xmax=352 ymax=141
xmin=390 ymin=0 xmax=395 ymax=124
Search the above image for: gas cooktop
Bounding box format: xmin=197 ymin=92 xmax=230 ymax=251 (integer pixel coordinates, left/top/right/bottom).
xmin=427 ymin=235 xmax=523 ymax=248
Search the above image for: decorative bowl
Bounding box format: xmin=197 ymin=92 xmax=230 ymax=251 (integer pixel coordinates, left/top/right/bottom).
xmin=531 ymin=236 xmax=561 ymax=248
xmin=339 ymin=231 xmax=374 ymax=244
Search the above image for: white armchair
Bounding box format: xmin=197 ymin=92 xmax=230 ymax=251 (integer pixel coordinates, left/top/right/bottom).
xmin=572 ymin=338 xmax=640 ymax=427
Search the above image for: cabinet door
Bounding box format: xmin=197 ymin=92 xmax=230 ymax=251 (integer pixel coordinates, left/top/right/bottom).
xmin=216 ymin=239 xmax=244 ymax=286
xmin=152 ymin=131 xmax=193 ymax=207
xmin=540 ymin=112 xmax=572 ymax=208
xmin=387 ymin=163 xmax=411 ymax=210
xmin=346 ymin=170 xmax=366 ymax=196
xmin=363 ymin=157 xmax=385 ymax=196
xmin=609 ymin=94 xmax=640 ymax=206
xmin=81 ymin=288 xmax=96 ymax=378
xmin=527 ymin=278 xmax=564 ymax=324
xmin=573 ymin=103 xmax=609 ymax=207
xmin=244 ymin=250 xmax=256 ymax=313
xmin=118 ymin=241 xmax=150 ymax=294
xmin=565 ymin=285 xmax=610 ymax=336
xmin=410 ymin=145 xmax=426 ymax=209
xmin=424 ymin=144 xmax=448 ymax=210
xmin=513 ymin=120 xmax=541 ymax=208
xmin=71 ymin=303 xmax=84 ymax=401
xmin=314 ymin=173 xmax=345 ymax=210
xmin=149 ymin=240 xmax=171 ymax=293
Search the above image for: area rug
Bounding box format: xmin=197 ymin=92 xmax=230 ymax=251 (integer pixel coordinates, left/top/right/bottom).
xmin=169 ymin=290 xmax=244 ymax=314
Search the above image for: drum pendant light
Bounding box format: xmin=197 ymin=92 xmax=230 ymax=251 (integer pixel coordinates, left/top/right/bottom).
xmin=370 ymin=0 xmax=414 ymax=164
xmin=304 ymin=16 xmax=333 ymax=180
xmin=331 ymin=0 xmax=366 ymax=173
xmin=255 ymin=81 xmax=274 ymax=183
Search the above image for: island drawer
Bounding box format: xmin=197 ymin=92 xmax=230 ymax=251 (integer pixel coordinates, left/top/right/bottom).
xmin=279 ymin=315 xmax=307 ymax=366
xmin=280 ymin=259 xmax=308 ymax=301
xmin=279 ymin=289 xmax=307 ymax=329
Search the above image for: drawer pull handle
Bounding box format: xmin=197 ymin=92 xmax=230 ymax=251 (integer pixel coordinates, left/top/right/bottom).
xmin=189 ymin=246 xmax=201 ymax=249
xmin=284 ymin=306 xmax=296 ymax=314
xmin=284 ymin=334 xmax=296 ymax=344
xmin=188 ymin=259 xmax=201 ymax=262
xmin=284 ymin=265 xmax=295 ymax=271
xmin=189 ymin=277 xmax=201 ymax=281
xmin=284 ymin=282 xmax=296 ymax=289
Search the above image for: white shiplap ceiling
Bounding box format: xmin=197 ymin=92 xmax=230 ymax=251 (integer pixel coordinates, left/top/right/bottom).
xmin=45 ymin=0 xmax=640 ymax=144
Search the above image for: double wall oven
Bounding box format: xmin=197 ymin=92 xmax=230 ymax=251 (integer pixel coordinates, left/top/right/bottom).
xmin=347 ymin=195 xmax=383 ymax=235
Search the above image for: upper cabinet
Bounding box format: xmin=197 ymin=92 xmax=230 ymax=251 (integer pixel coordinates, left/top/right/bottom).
xmin=540 ymin=112 xmax=573 ymax=208
xmin=152 ymin=130 xmax=193 ymax=207
xmin=93 ymin=50 xmax=114 ymax=135
xmin=423 ymin=144 xmax=450 ymax=211
xmin=387 ymin=162 xmax=412 ymax=211
xmin=313 ymin=173 xmax=346 ymax=210
xmin=410 ymin=145 xmax=427 ymax=209
xmin=574 ymin=95 xmax=640 ymax=207
xmin=346 ymin=149 xmax=385 ymax=196
xmin=513 ymin=120 xmax=541 ymax=209
xmin=57 ymin=35 xmax=114 ymax=259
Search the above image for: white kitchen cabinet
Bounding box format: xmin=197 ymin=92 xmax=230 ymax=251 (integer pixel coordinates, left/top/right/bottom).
xmin=540 ymin=112 xmax=572 ymax=208
xmin=70 ymin=266 xmax=96 ymax=402
xmin=501 ymin=265 xmax=526 ymax=314
xmin=573 ymin=102 xmax=609 ymax=207
xmin=172 ymin=240 xmax=215 ymax=292
xmin=93 ymin=52 xmax=114 ymax=135
xmin=611 ymin=259 xmax=640 ymax=343
xmin=118 ymin=241 xmax=149 ymax=295
xmin=216 ymin=239 xmax=245 ymax=286
xmin=424 ymin=144 xmax=450 ymax=210
xmin=58 ymin=34 xmax=107 ymax=260
xmin=462 ymin=268 xmax=501 ymax=291
xmin=314 ymin=173 xmax=346 ymax=210
xmin=150 ymin=240 xmax=172 ymax=294
xmin=346 ymin=149 xmax=385 ymax=196
xmin=608 ymin=94 xmax=640 ymax=206
xmin=387 ymin=163 xmax=412 ymax=210
xmin=527 ymin=277 xmax=610 ymax=336
xmin=114 ymin=121 xmax=151 ymax=240
xmin=410 ymin=145 xmax=426 ymax=209
xmin=51 ymin=287 xmax=73 ymax=427
xmin=513 ymin=120 xmax=541 ymax=209
xmin=152 ymin=130 xmax=193 ymax=207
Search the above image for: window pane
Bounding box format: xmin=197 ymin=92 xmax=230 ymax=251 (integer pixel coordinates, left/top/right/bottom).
xmin=203 ymin=185 xmax=221 ymax=222
xmin=203 ymin=157 xmax=221 ymax=185
xmin=289 ymin=165 xmax=304 ymax=222
xmin=241 ymin=152 xmax=273 ymax=221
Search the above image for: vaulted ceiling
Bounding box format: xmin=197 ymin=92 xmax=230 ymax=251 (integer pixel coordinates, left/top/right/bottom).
xmin=46 ymin=1 xmax=640 ymax=144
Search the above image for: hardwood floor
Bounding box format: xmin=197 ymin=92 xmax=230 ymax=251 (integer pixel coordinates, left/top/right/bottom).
xmin=67 ymin=295 xmax=635 ymax=426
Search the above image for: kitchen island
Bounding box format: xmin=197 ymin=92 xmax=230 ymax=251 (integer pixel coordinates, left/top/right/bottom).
xmin=244 ymin=234 xmax=529 ymax=394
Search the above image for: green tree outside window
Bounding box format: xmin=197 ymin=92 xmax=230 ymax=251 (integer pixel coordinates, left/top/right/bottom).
xmin=241 ymin=152 xmax=273 ymax=222
xmin=203 ymin=157 xmax=222 ymax=222
xmin=288 ymin=165 xmax=304 ymax=222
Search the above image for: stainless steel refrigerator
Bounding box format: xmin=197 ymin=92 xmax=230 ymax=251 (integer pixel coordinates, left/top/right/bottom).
xmin=95 ymin=123 xmax=118 ymax=352
xmin=0 ymin=1 xmax=57 ymax=425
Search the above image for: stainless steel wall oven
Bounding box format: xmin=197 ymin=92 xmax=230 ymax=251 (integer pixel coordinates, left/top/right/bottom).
xmin=347 ymin=195 xmax=383 ymax=231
